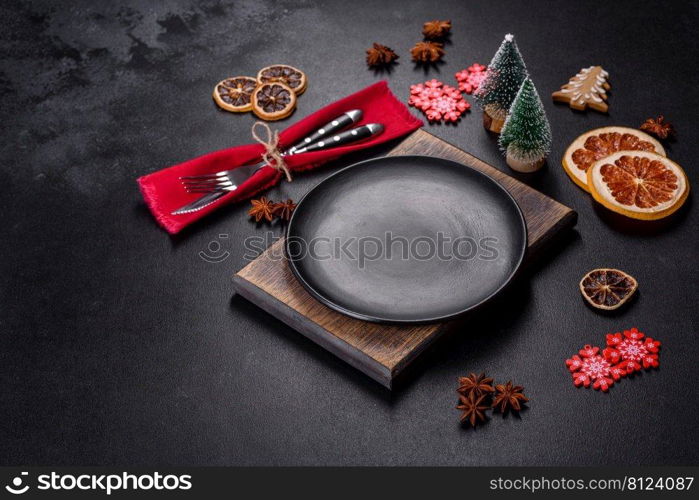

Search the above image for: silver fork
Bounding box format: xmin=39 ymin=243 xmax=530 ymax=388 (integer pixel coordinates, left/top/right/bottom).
xmin=181 ymin=157 xmax=282 ymax=193
xmin=180 ymin=110 xmax=362 ymax=194
xmin=182 ymin=123 xmax=383 ymax=195
xmin=170 ymin=123 xmax=383 ymax=215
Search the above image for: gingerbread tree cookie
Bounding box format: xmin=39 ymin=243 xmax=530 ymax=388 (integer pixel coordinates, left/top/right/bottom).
xmin=552 ymin=66 xmax=610 ymax=112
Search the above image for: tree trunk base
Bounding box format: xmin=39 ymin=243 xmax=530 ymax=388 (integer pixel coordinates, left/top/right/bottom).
xmin=482 ymin=105 xmax=506 ymax=134
xmin=506 ymin=149 xmax=545 ymax=173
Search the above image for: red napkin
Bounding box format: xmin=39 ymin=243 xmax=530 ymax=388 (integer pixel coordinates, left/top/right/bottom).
xmin=138 ymin=81 xmax=423 ymax=234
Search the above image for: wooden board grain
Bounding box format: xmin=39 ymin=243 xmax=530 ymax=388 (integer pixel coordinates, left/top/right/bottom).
xmin=234 ymin=129 xmax=577 ymax=388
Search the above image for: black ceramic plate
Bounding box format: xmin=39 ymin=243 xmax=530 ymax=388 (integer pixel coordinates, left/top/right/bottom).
xmin=286 ymin=156 xmax=527 ymax=323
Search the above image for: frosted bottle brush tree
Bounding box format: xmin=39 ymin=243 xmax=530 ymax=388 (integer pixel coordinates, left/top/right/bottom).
xmin=498 ymin=78 xmax=552 ymax=173
xmin=475 ymin=33 xmax=528 ymax=133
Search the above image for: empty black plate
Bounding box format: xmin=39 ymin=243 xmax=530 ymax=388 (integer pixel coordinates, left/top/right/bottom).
xmin=286 ymin=155 xmax=527 ymax=323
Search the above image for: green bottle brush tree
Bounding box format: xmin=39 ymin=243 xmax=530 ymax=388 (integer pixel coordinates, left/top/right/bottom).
xmin=498 ymin=77 xmax=552 ymax=173
xmin=475 ymin=33 xmax=528 ymax=133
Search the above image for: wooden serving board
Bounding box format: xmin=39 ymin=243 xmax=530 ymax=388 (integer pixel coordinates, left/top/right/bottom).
xmin=233 ymin=129 xmax=576 ymax=389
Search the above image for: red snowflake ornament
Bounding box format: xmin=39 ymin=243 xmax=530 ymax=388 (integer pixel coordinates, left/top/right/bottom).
xmin=566 ymin=344 xmax=626 ymax=392
xmin=408 ymin=79 xmax=470 ymax=122
xmin=454 ymin=63 xmax=487 ymax=94
xmin=604 ymin=327 xmax=660 ymax=374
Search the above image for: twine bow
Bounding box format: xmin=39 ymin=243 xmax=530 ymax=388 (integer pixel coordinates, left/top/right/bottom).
xmin=251 ymin=121 xmax=292 ymax=182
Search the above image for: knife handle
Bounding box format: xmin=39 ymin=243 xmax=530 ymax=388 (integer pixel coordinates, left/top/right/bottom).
xmin=292 ymin=124 xmax=383 ymax=154
xmin=287 ymin=109 xmax=363 ymax=155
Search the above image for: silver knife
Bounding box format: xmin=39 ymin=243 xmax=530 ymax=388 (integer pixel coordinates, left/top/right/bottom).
xmin=171 ymin=122 xmax=383 ymax=215
xmin=171 ymin=190 xmax=228 ymax=215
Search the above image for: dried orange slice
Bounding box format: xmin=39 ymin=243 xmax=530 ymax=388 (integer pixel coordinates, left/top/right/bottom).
xmin=251 ymin=82 xmax=297 ymax=121
xmin=562 ymin=126 xmax=665 ymax=192
xmin=257 ymin=64 xmax=307 ymax=95
xmin=587 ymin=151 xmax=689 ymax=220
xmin=212 ymin=76 xmax=258 ymax=112
xmin=580 ymin=268 xmax=638 ymax=310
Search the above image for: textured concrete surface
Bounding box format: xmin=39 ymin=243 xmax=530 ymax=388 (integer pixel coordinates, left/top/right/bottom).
xmin=1 ymin=0 xmax=698 ymax=465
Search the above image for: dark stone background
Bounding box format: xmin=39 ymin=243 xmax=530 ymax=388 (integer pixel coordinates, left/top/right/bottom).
xmin=1 ymin=0 xmax=697 ymax=466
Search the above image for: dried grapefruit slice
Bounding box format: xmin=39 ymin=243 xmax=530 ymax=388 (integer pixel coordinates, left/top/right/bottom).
xmin=580 ymin=268 xmax=638 ymax=310
xmin=251 ymin=82 xmax=297 ymax=121
xmin=587 ymin=151 xmax=689 ymax=220
xmin=212 ymin=76 xmax=258 ymax=112
xmin=257 ymin=64 xmax=307 ymax=95
xmin=562 ymin=127 xmax=665 ymax=191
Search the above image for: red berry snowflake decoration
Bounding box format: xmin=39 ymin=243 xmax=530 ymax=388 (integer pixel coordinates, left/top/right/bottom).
xmin=566 ymin=345 xmax=625 ymax=392
xmin=408 ymin=79 xmax=470 ymax=122
xmin=454 ymin=63 xmax=487 ymax=94
xmin=604 ymin=327 xmax=660 ymax=374
xmin=565 ymin=328 xmax=661 ymax=392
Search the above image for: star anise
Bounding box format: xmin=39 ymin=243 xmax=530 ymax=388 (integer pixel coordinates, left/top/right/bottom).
xmin=456 ymin=392 xmax=489 ymax=427
xmin=248 ymin=196 xmax=275 ymax=222
xmin=492 ymin=381 xmax=528 ymax=414
xmin=457 ymin=373 xmax=495 ymax=397
xmin=366 ymin=43 xmax=399 ymax=68
xmin=422 ymin=20 xmax=451 ymax=39
xmin=640 ymin=116 xmax=675 ymax=140
xmin=410 ymin=41 xmax=445 ymax=63
xmin=272 ymin=199 xmax=297 ymax=221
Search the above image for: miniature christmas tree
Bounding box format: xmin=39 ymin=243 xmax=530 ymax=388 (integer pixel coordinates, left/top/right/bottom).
xmin=474 ymin=34 xmax=528 ymax=133
xmin=498 ymin=78 xmax=551 ymax=172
